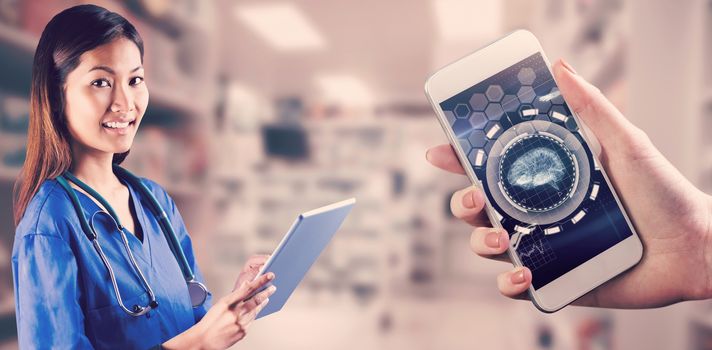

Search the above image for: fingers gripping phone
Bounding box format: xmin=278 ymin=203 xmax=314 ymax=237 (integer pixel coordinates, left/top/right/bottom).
xmin=424 ymin=30 xmax=643 ymax=312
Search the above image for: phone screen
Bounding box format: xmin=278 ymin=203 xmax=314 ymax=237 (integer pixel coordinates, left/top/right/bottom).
xmin=439 ymin=53 xmax=633 ymax=289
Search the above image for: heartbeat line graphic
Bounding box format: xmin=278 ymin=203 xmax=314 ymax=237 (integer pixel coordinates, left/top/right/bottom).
xmin=518 ymin=239 xmax=547 ymax=258
xmin=516 ymin=235 xmax=557 ymax=270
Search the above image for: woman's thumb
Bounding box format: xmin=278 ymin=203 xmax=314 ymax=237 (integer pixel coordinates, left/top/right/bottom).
xmin=553 ymin=59 xmax=638 ymax=147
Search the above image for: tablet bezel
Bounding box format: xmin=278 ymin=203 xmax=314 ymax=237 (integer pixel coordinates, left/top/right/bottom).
xmin=252 ymin=198 xmax=356 ymax=317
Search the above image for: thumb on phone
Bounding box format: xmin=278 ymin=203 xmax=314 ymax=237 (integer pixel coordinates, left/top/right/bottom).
xmin=553 ymin=59 xmax=643 ymax=152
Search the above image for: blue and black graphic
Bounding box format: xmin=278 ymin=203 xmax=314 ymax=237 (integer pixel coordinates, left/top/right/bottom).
xmin=440 ymin=53 xmax=634 ymax=289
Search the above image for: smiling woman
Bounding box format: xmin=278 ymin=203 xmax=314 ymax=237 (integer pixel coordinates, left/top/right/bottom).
xmin=60 ymin=37 xmax=148 ymax=239
xmin=64 ymin=40 xmax=147 ymax=140
xmin=12 ymin=5 xmax=147 ymax=224
xmin=11 ymin=4 xmax=276 ymax=349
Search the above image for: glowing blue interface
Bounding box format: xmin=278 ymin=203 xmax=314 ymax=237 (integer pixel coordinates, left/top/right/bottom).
xmin=439 ymin=53 xmax=633 ymax=289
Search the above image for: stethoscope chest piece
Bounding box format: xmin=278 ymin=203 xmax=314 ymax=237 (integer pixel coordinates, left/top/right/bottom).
xmin=56 ymin=166 xmax=210 ymax=316
xmin=187 ymin=280 xmax=209 ymax=308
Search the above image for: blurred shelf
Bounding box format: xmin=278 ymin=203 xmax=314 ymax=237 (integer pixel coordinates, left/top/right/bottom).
xmin=0 ymin=167 xmax=19 ymax=184
xmin=155 ymin=10 xmax=211 ymax=38
xmin=0 ymin=312 xmax=15 ymax=343
xmin=570 ymin=0 xmax=618 ymax=45
xmin=145 ymin=83 xmax=208 ymax=126
xmin=120 ymin=0 xmax=212 ymax=38
xmin=0 ymin=22 xmax=36 ymax=95
xmin=0 ymin=22 xmax=36 ymax=52
xmin=164 ymin=182 xmax=203 ymax=199
xmin=589 ymin=40 xmax=625 ymax=92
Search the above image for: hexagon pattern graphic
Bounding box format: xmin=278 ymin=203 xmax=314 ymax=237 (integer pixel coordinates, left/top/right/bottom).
xmin=485 ymin=85 xmax=504 ymax=102
xmin=517 ymin=67 xmax=536 ymax=85
xmin=517 ymin=86 xmax=536 ymax=104
xmin=454 ymin=60 xmax=570 ymax=161
xmin=468 ymin=130 xmax=487 ymax=148
xmin=444 ymin=110 xmax=457 ymax=126
xmin=502 ymin=94 xmax=519 ymax=112
xmin=485 ymin=103 xmax=504 ymax=121
xmin=469 ymin=112 xmax=487 ymax=129
xmin=469 ymin=93 xmax=488 ymax=111
xmin=454 ymin=103 xmax=471 ymax=119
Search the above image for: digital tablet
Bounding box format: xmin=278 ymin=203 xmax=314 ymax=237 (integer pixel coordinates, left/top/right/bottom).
xmin=253 ymin=198 xmax=356 ymax=319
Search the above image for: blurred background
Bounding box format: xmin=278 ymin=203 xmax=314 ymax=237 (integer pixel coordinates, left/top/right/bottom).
xmin=0 ymin=0 xmax=711 ymax=349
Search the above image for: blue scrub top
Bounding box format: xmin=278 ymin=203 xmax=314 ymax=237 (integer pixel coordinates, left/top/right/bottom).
xmin=12 ymin=177 xmax=213 ymax=349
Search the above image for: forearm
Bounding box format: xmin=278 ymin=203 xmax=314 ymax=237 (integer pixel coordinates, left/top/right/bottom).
xmin=161 ymin=323 xmax=204 ymax=350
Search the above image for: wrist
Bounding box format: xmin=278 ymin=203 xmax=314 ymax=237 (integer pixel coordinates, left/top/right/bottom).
xmin=676 ymin=193 xmax=712 ymax=303
xmin=702 ymin=194 xmax=712 ymax=300
xmin=162 ymin=321 xmax=205 ymax=350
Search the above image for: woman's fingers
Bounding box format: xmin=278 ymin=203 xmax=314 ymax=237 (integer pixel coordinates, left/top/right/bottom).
xmin=237 ymin=296 xmax=272 ymax=327
xmin=239 ymin=285 xmax=276 ymax=318
xmin=427 ymin=144 xmax=490 ymax=227
xmin=425 ymin=144 xmax=466 ymax=175
xmin=253 ymin=295 xmax=270 ymax=316
xmin=226 ymin=272 xmax=275 ymax=306
xmin=251 ymin=285 xmax=276 ymax=307
xmin=450 ymin=186 xmax=489 ymax=226
xmin=234 ymin=255 xmax=271 ymax=290
xmin=424 ymin=139 xmax=533 ymax=302
xmin=497 ymin=267 xmax=532 ymax=298
xmin=244 ymin=255 xmax=270 ymax=269
xmin=470 ymin=227 xmax=510 ymax=262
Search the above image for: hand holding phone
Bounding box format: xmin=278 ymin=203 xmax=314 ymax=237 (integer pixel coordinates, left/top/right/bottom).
xmin=425 ymin=30 xmax=712 ymax=311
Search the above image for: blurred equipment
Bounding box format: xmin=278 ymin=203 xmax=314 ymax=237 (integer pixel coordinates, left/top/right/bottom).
xmin=261 ymin=124 xmax=310 ymax=160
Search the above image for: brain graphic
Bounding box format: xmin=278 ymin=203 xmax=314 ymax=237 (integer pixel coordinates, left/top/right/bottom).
xmin=506 ymin=147 xmax=566 ymax=190
xmin=498 ymin=134 xmax=578 ymax=212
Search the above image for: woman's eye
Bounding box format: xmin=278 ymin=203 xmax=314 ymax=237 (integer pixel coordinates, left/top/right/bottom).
xmin=130 ymin=76 xmax=144 ymax=86
xmin=91 ymin=79 xmax=111 ymax=88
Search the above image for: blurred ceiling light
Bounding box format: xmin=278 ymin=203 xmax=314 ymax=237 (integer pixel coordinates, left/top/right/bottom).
xmin=234 ymin=3 xmax=325 ymax=51
xmin=433 ymin=0 xmax=502 ymax=41
xmin=315 ymin=75 xmax=374 ymax=107
xmin=226 ymin=82 xmax=264 ymax=128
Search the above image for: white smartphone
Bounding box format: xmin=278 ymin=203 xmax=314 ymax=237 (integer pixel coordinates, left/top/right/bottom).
xmin=424 ymin=30 xmax=643 ymax=312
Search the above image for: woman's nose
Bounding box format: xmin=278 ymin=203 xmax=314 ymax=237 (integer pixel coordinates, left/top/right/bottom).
xmin=110 ymin=83 xmax=134 ymax=113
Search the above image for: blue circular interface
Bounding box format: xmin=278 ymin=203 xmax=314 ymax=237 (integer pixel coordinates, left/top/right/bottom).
xmin=499 ymin=134 xmax=577 ymax=212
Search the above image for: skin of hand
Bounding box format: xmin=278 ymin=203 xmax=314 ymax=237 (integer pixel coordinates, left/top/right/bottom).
xmin=426 ymin=59 xmax=712 ymax=309
xmin=163 ymin=272 xmax=277 ymax=350
xmin=163 ymin=255 xmax=273 ymax=349
xmin=234 ymin=254 xmax=270 ymax=291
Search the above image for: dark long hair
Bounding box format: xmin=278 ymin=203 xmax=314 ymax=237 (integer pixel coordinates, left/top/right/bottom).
xmin=13 ymin=4 xmax=144 ymax=224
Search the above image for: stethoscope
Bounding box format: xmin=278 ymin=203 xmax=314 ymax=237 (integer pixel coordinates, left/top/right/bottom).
xmin=55 ymin=165 xmax=209 ymax=317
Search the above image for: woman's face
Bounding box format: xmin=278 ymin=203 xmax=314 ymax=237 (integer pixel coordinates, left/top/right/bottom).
xmin=63 ymin=37 xmax=148 ymax=157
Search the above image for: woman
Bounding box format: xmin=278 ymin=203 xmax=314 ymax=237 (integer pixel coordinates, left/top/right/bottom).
xmin=12 ymin=5 xmax=275 ymax=349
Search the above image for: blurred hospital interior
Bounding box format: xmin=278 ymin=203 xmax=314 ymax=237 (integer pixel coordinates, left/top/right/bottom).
xmin=1 ymin=0 xmax=712 ymax=349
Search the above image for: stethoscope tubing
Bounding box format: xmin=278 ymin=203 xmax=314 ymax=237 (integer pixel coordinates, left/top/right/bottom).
xmin=54 ymin=166 xmax=207 ymax=316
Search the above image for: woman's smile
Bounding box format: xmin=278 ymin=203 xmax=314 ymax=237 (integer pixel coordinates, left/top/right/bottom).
xmin=101 ymin=118 xmax=136 ymax=135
